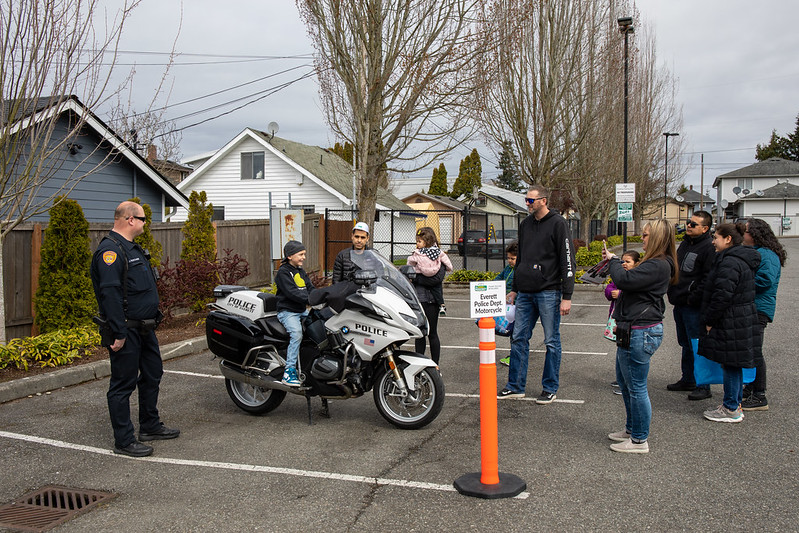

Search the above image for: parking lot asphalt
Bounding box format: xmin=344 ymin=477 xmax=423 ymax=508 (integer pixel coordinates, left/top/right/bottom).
xmin=1 ymin=240 xmax=798 ymax=532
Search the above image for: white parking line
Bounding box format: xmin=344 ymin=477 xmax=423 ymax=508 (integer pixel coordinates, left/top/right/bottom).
xmin=446 ymin=299 xmax=608 ymax=307
xmin=440 ymin=317 xmax=607 ymax=327
xmin=439 ymin=345 xmax=609 ymax=356
xmin=0 ymin=430 xmax=529 ymax=499
xmin=447 ymin=393 xmax=584 ymax=405
xmin=166 ymin=370 xmax=224 ymax=379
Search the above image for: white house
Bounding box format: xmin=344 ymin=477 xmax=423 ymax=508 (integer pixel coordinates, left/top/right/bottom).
xmin=173 ymin=129 xmax=414 ymax=257
xmin=713 ymin=157 xmax=799 ymax=236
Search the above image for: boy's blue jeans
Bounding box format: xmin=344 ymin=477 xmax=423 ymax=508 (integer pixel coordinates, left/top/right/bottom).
xmin=277 ymin=309 xmax=309 ymax=369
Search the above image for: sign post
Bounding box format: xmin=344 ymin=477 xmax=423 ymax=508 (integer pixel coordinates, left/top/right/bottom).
xmin=616 ymin=183 xmax=636 ymax=250
xmin=454 ymin=281 xmax=526 ymax=499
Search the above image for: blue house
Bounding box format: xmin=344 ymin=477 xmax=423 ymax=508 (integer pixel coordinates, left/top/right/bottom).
xmin=2 ymin=95 xmax=188 ymax=222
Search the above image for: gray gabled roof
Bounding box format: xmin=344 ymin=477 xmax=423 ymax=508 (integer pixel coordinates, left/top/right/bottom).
xmin=679 ymin=188 xmax=714 ymax=204
xmin=741 ymin=182 xmax=799 ymax=200
xmin=713 ymin=157 xmax=799 ymax=187
xmin=402 ymin=192 xmax=482 ymax=211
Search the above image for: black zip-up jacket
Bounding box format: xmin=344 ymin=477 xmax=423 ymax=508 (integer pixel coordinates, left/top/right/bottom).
xmin=275 ymin=262 xmax=315 ymax=313
xmin=610 ymin=256 xmax=674 ymax=326
xmin=667 ymin=231 xmax=714 ymax=308
xmin=512 ymin=210 xmax=575 ymax=299
xmin=332 ymin=245 xmax=370 ymax=283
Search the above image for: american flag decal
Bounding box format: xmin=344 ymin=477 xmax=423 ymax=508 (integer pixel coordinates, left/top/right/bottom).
xmin=364 ymin=338 xmax=375 ymax=346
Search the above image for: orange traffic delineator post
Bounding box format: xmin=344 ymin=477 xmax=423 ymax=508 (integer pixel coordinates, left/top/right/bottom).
xmin=454 ymin=317 xmax=526 ymax=499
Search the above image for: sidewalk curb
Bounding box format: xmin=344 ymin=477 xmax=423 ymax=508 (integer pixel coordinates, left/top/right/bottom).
xmin=0 ymin=336 xmax=208 ymax=405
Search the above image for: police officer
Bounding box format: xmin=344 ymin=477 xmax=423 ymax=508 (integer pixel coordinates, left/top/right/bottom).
xmin=91 ymin=201 xmax=179 ymax=457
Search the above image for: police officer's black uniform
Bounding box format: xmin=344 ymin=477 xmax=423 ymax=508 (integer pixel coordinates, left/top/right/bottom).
xmin=91 ymin=229 xmax=166 ymax=450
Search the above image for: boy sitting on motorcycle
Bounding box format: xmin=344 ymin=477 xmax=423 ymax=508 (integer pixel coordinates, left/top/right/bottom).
xmin=275 ymin=240 xmax=315 ymax=386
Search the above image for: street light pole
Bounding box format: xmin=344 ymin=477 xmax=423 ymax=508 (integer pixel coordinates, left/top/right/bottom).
xmin=618 ymin=17 xmax=634 ymax=251
xmin=663 ymin=132 xmax=679 ymax=219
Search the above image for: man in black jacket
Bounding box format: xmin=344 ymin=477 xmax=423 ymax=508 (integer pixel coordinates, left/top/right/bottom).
xmin=666 ymin=210 xmax=715 ymax=400
xmin=499 ymin=185 xmax=575 ymax=404
xmin=332 ymin=222 xmax=370 ymax=283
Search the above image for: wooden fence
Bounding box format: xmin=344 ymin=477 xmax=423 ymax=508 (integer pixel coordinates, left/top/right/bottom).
xmin=2 ymin=213 xmax=323 ymax=340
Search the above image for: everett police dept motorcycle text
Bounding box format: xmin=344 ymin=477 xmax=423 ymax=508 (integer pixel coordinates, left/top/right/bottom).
xmin=205 ymin=250 xmax=444 ymax=429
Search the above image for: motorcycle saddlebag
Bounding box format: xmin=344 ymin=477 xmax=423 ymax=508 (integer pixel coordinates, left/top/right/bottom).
xmin=206 ymin=310 xmax=266 ymax=366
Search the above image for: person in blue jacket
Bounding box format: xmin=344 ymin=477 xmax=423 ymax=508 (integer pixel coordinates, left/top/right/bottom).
xmin=741 ymin=218 xmax=786 ymax=411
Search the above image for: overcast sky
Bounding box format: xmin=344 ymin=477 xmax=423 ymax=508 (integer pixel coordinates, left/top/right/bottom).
xmin=107 ymin=0 xmax=799 ymax=196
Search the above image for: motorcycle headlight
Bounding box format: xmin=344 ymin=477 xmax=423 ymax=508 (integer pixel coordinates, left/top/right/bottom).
xmin=399 ymin=312 xmax=419 ymax=327
xmin=372 ymin=305 xmax=391 ymax=319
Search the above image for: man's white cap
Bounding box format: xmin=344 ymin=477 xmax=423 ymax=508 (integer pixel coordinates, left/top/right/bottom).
xmin=353 ymin=222 xmax=369 ymax=234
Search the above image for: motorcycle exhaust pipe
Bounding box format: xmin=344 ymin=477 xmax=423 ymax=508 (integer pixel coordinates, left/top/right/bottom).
xmin=219 ymin=360 xmax=296 ymax=393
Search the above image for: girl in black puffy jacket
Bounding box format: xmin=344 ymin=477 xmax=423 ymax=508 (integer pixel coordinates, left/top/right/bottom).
xmin=699 ymin=224 xmax=760 ymax=423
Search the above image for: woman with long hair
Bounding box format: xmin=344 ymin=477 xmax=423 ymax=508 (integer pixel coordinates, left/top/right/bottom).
xmin=699 ymin=223 xmax=760 ymax=423
xmin=601 ymin=219 xmax=677 ymax=453
xmin=741 ymin=218 xmax=786 ymax=411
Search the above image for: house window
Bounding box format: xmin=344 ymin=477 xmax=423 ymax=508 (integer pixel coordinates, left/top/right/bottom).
xmin=737 ymin=178 xmax=753 ymax=191
xmin=241 ymin=151 xmax=265 ymax=179
xmin=212 ymin=207 xmax=225 ymax=221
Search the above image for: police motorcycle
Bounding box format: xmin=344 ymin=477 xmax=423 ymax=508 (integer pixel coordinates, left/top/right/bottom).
xmin=205 ymin=249 xmax=444 ymax=429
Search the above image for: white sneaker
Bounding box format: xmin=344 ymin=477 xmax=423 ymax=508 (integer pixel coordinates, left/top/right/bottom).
xmin=610 ymin=439 xmax=649 ymax=454
xmin=608 ymin=429 xmax=631 ymax=442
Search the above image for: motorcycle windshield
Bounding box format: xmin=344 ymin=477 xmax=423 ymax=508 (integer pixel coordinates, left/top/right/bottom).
xmin=349 ymin=249 xmax=414 ymax=296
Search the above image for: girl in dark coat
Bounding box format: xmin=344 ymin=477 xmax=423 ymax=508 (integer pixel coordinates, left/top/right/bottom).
xmin=699 ymin=224 xmax=760 ymax=423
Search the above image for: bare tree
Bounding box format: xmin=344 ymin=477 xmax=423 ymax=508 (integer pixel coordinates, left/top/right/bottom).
xmin=0 ymin=0 xmax=140 ymax=342
xmin=297 ymin=0 xmax=480 ymax=230
xmin=472 ymin=0 xmax=607 ymax=192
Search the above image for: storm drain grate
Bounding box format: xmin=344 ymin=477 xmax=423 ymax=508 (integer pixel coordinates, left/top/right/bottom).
xmin=0 ymin=485 xmax=116 ymax=532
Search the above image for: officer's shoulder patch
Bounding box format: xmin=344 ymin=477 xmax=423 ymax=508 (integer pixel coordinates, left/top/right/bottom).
xmin=102 ymin=251 xmax=117 ymax=265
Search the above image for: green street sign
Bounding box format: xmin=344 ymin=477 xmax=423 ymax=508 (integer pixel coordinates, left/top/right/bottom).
xmin=617 ymin=203 xmax=633 ymax=222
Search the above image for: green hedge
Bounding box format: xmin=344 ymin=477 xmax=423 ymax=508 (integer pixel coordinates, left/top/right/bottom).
xmin=0 ymin=326 xmax=100 ymax=371
xmin=445 ymin=269 xmax=498 ymax=283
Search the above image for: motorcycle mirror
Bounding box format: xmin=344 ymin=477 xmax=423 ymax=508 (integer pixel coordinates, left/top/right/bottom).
xmin=353 ymin=269 xmax=378 ymax=286
xmin=399 ymin=264 xmax=417 ymax=281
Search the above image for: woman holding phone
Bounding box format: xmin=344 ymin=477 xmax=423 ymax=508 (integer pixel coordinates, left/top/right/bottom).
xmin=601 ymin=220 xmax=677 ymax=453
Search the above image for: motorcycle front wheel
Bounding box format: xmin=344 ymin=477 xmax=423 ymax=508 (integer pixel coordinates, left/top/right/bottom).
xmin=373 ymin=363 xmax=444 ymax=429
xmin=225 ymin=378 xmax=286 ymax=415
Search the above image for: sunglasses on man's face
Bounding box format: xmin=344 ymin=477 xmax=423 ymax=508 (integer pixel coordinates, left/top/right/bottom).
xmin=525 ymin=197 xmax=546 ymax=204
xmin=129 ymin=215 xmax=146 ymax=222
xmin=687 ymin=221 xmax=702 ymax=228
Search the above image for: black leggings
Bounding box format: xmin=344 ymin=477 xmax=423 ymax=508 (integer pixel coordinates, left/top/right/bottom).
xmin=416 ymin=302 xmax=441 ymax=364
xmin=751 ymin=312 xmax=769 ymax=393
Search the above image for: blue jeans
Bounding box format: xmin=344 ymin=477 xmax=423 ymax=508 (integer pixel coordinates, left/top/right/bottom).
xmin=506 ymin=290 xmax=562 ymax=394
xmin=615 ymin=323 xmax=663 ymax=442
xmin=722 ymin=365 xmax=743 ymax=410
xmin=673 ymin=305 xmax=707 ymax=389
xmin=277 ymin=309 xmax=308 ymax=369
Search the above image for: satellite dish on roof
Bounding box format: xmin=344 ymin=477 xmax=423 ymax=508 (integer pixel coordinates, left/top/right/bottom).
xmin=756 ymin=190 xmax=764 ymax=197
xmin=742 ymin=188 xmax=750 ymax=195
xmin=267 ymin=121 xmax=280 ymax=140
xmin=675 ymin=195 xmax=684 ymax=202
xmin=720 ymin=199 xmax=729 ymax=208
xmin=732 ymin=186 xmax=741 ymax=195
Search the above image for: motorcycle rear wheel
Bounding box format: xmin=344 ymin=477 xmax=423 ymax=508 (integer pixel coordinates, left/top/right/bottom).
xmin=225 ymin=378 xmax=286 ymax=415
xmin=373 ymin=363 xmax=444 ymax=429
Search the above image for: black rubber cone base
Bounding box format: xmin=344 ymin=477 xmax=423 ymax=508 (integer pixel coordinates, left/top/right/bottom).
xmin=454 ymin=472 xmax=526 ymax=499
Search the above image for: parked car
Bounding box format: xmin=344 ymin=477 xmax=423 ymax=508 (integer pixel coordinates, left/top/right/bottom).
xmin=457 ymin=230 xmax=488 ymax=256
xmin=493 ymin=229 xmax=518 ymax=255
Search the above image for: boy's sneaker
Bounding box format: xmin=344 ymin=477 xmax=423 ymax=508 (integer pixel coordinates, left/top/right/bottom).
xmin=535 ymin=391 xmax=556 ymax=404
xmin=610 ymin=439 xmax=649 ymax=454
xmin=281 ymin=367 xmax=301 ymax=387
xmin=608 ymin=429 xmax=631 ymax=442
xmin=499 ymin=356 xmax=510 ymax=367
xmin=741 ymin=394 xmax=769 ymax=411
xmin=703 ymin=404 xmax=744 ymax=423
xmin=439 ymin=304 xmax=447 ymax=316
xmin=497 ymin=388 xmax=524 ymax=399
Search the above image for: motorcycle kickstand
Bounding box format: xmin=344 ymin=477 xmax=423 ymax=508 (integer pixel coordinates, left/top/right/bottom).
xmin=320 ymin=398 xmax=330 ymax=419
xmin=305 ymin=394 xmax=314 ymax=426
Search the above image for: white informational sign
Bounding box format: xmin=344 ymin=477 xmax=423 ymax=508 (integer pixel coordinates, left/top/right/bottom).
xmin=617 ymin=202 xmax=634 ymax=223
xmin=615 ymin=183 xmax=636 ymax=203
xmin=469 ymin=280 xmax=507 ymax=319
xmin=270 ymin=209 xmax=304 ymax=260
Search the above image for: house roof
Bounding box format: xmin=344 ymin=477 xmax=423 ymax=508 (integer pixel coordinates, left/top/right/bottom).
xmin=179 ymin=129 xmax=407 ymax=210
xmin=741 ymin=182 xmax=799 ymax=200
xmin=713 ymin=157 xmax=799 ymax=187
xmin=479 ymin=184 xmax=529 ymax=211
xmin=3 ymin=95 xmax=189 ymax=209
xmin=401 ymin=192 xmax=481 ymax=211
xmin=679 ymin=188 xmax=714 ymax=205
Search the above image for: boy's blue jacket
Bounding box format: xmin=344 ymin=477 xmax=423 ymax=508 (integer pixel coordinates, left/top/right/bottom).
xmin=495 ymin=264 xmax=515 ymax=292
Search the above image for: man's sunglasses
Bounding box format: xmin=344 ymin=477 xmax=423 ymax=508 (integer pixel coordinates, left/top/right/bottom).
xmin=687 ymin=221 xmax=703 ymax=228
xmin=525 ymin=197 xmax=546 ymax=204
xmin=129 ymin=215 xmax=146 ymax=222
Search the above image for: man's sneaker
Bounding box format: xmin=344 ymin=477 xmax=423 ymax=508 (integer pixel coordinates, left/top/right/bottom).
xmin=608 ymin=429 xmax=631 ymax=442
xmin=535 ymin=391 xmax=556 ymax=404
xmin=688 ymin=387 xmax=712 ymax=401
xmin=610 ymin=439 xmax=649 ymax=454
xmin=703 ymin=405 xmax=744 ymax=423
xmin=282 ymin=367 xmax=301 ymax=387
xmin=499 ymin=356 xmax=510 ymax=367
xmin=497 ymin=388 xmax=524 ymax=399
xmin=741 ymin=394 xmax=769 ymax=411
xmin=666 ymin=380 xmax=695 ymax=391
xmin=612 ymin=387 xmax=623 ymax=396
xmin=139 ymin=424 xmax=180 ymax=441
